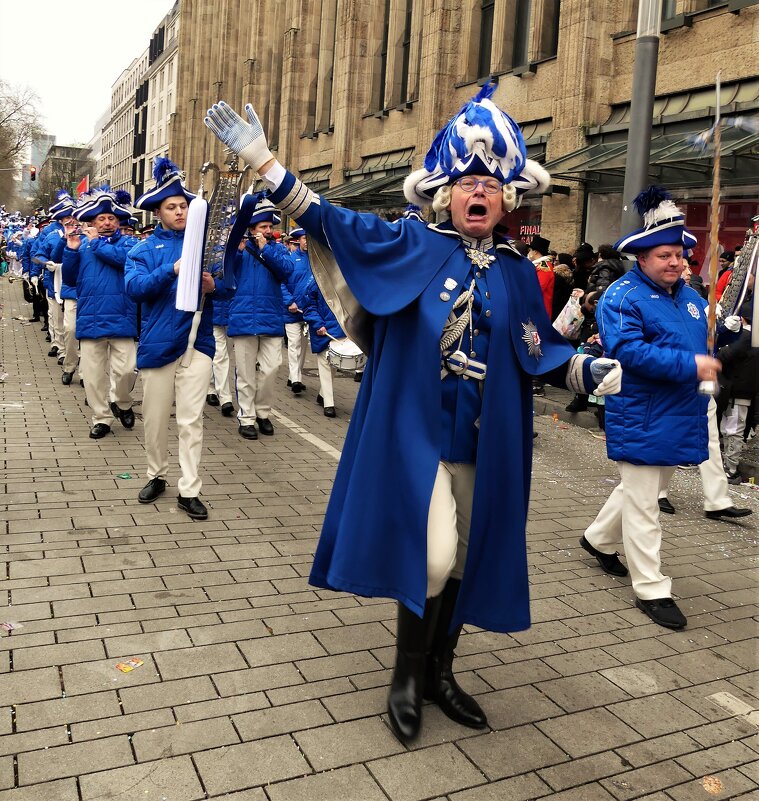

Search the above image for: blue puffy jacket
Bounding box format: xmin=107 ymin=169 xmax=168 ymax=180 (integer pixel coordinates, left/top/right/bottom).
xmin=598 ymin=266 xmax=709 ymax=466
xmin=21 ymin=237 xmax=35 ymax=275
xmin=301 ymin=279 xmax=344 ymax=354
xmin=34 ymin=224 xmax=66 ymax=297
xmin=62 ymin=231 xmax=139 ymax=340
xmin=124 ymin=224 xmax=220 ymax=369
xmin=227 ymin=241 xmax=292 ymax=337
xmin=282 ymin=249 xmax=312 ymax=324
xmin=30 ymin=231 xmax=55 ymax=296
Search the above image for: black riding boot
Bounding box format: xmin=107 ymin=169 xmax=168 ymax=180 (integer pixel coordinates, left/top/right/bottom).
xmin=387 ymin=597 xmax=441 ymax=743
xmin=424 ymin=579 xmax=488 ymax=729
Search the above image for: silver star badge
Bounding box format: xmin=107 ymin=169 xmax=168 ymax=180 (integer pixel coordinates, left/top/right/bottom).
xmin=521 ymin=320 xmax=543 ymax=359
xmin=465 ymin=248 xmax=495 ymax=270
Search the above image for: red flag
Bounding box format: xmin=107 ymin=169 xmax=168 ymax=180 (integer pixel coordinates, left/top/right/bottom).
xmin=76 ymin=175 xmax=89 ymax=197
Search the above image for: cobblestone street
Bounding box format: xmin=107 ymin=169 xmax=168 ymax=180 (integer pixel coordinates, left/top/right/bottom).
xmin=1 ymin=276 xmax=758 ymax=801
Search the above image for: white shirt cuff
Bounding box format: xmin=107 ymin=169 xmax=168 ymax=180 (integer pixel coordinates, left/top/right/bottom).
xmin=261 ymin=160 xmax=286 ymax=191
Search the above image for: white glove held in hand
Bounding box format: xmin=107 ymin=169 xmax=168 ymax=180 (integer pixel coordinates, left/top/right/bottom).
xmin=204 ymin=102 xmax=273 ymax=173
xmin=31 ymin=276 xmax=38 ymax=287
xmin=590 ymin=357 xmax=622 ymax=396
xmin=723 ymin=315 xmax=741 ymax=333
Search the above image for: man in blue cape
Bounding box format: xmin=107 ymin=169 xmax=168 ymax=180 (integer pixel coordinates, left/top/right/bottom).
xmin=205 ymin=85 xmax=622 ymax=743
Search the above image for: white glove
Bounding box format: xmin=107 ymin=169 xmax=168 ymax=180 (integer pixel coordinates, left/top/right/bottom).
xmin=724 ymin=314 xmax=741 ymax=333
xmin=204 ymin=102 xmax=273 ymax=173
xmin=45 ymin=260 xmax=58 ymax=272
xmin=30 ymin=276 xmax=38 ymax=287
xmin=590 ymin=357 xmax=622 ymax=396
xmin=715 ymin=302 xmax=724 ymax=319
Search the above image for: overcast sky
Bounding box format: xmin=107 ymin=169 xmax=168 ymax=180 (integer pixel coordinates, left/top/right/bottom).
xmin=0 ymin=1 xmax=175 ymax=146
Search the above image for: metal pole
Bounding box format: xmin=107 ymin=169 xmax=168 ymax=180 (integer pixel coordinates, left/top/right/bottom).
xmin=620 ymin=0 xmax=663 ymax=237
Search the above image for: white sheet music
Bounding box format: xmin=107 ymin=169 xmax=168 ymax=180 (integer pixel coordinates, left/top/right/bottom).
xmin=175 ymin=197 xmax=209 ymax=312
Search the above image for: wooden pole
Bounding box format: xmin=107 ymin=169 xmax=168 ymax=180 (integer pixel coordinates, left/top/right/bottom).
xmin=705 ymin=119 xmax=721 ymax=357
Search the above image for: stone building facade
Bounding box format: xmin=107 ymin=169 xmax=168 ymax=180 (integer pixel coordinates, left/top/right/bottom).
xmin=165 ymin=0 xmax=758 ymax=254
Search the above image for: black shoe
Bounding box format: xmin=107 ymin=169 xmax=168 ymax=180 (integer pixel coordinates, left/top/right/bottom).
xmin=658 ymin=497 xmax=676 ymax=515
xmin=41 ymin=324 xmax=49 ymax=332
xmin=286 ymin=379 xmax=292 ymax=387
xmin=256 ymin=417 xmax=274 ymax=435
xmin=635 ymin=597 xmax=687 ymax=630
xmin=291 ymin=381 xmax=306 ymax=394
xmin=324 ymin=407 xmax=336 ymax=418
xmin=425 ymin=579 xmax=488 ymax=730
xmin=47 ymin=347 xmax=58 ymax=357
xmin=388 ymin=603 xmax=429 ymax=743
xmin=138 ymin=478 xmax=166 ymax=504
xmin=29 ymin=316 xmax=40 ymax=323
xmin=316 ymin=394 xmax=324 ymax=406
xmin=705 ymin=506 xmax=753 ymax=520
xmin=89 ymin=423 xmax=111 ymax=439
xmin=221 ymin=402 xmax=234 ymax=417
xmin=61 ymin=372 xmax=74 ymax=386
xmin=45 ymin=333 xmax=52 ymax=342
xmin=177 ymin=495 xmax=208 ymax=520
xmin=79 ymin=379 xmax=84 ymax=387
xmin=580 ymin=535 xmax=628 ymax=577
xmin=57 ymin=355 xmax=65 ymax=365
xmin=206 ymin=393 xmax=220 ymax=406
xmin=119 ymin=407 xmax=135 ymax=429
xmin=354 ymin=372 xmax=363 ymax=383
xmin=725 ymin=471 xmax=743 ymax=486
xmin=565 ymin=395 xmax=588 ymax=413
xmin=239 ymin=425 xmax=258 ymax=440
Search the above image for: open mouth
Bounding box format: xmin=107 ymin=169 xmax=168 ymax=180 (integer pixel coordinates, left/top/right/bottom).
xmin=466 ymin=202 xmax=488 ymax=220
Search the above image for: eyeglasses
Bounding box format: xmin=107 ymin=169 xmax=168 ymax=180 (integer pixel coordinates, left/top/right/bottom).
xmin=454 ymin=177 xmax=503 ymax=195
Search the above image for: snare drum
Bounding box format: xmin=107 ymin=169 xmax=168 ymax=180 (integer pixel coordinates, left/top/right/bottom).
xmin=327 ymin=338 xmax=367 ymax=372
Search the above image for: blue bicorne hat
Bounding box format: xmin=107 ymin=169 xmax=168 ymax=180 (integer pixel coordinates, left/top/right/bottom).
xmin=75 ymin=187 xmax=133 ymax=221
xmin=49 ymin=189 xmax=74 ymax=216
xmin=49 ymin=190 xmax=76 ymax=220
xmin=403 ymin=81 xmax=551 ymax=205
xmin=246 ymin=191 xmax=281 ymax=226
xmin=288 ymin=227 xmax=305 ymax=239
xmin=134 ymin=157 xmax=197 ymax=211
xmin=614 ymin=186 xmax=698 ymax=255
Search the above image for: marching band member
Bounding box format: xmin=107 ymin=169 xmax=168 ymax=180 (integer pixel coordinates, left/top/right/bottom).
xmin=125 ymin=157 xmax=219 ymax=521
xmin=205 ymin=84 xmax=621 ymax=743
xmin=227 ymin=194 xmax=291 ymax=440
xmin=62 ymin=188 xmax=139 ymax=439
xmin=282 ymin=227 xmax=310 ymax=394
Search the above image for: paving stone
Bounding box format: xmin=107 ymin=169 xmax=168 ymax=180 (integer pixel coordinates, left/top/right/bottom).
xmin=0 ymin=667 xmax=61 ymax=704
xmin=676 ymin=740 xmax=758 ymax=775
xmin=213 ymin=663 xmax=304 ymax=696
xmin=615 ymin=732 xmax=701 ymax=768
xmin=0 ymin=758 xmax=11 ymax=791
xmin=266 ymin=763 xmax=387 ymax=801
xmin=237 ymin=631 xmax=327 ymax=666
xmin=600 ymin=759 xmax=693 ymax=800
xmin=186 ymin=619 xmax=270 ymax=645
xmin=266 ymin=677 xmax=354 ymax=706
xmin=79 ymin=755 xmax=205 ymax=800
xmin=82 ymin=552 xmax=154 ymax=571
xmin=14 ymin=691 xmax=120 ymax=732
xmin=295 ymin=650 xmax=383 ymax=681
xmin=607 ymin=693 xmax=709 ymax=738
xmin=538 ymin=751 xmax=631 ymax=792
xmin=666 ymin=769 xmax=759 ymax=801
xmin=12 ymin=639 xmax=106 ymax=671
xmin=0 ymin=779 xmax=79 ymax=801
xmin=599 ymin=661 xmax=693 ymax=697
xmin=52 ymin=595 xmax=135 ymax=618
xmin=71 ymin=708 xmax=176 ymax=741
xmin=536 ymin=672 xmax=631 ymax=713
xmin=659 ymin=649 xmax=745 ymax=683
xmin=369 ymin=742 xmax=487 ymax=801
xmin=154 ymin=642 xmax=247 ymax=679
xmin=476 ymin=658 xmax=562 ymax=690
xmin=458 ymin=724 xmax=569 ymax=780
xmin=688 ymin=716 xmax=759 ymax=748
xmin=132 ymin=716 xmax=239 ymax=761
xmin=17 ymin=735 xmax=134 ymax=784
xmin=536 ymin=708 xmax=641 ymax=758
xmin=119 ymin=675 xmax=218 ymax=714
xmin=478 ymin=685 xmax=564 ymax=730
xmin=174 ymin=692 xmax=269 ymax=723
xmin=448 ymin=773 xmax=553 ymax=801
xmin=103 ymin=629 xmax=193 ymax=657
xmin=194 ymin=736 xmax=311 ymax=794
xmin=61 ymin=655 xmax=160 ymax=695
xmin=294 ymin=717 xmax=405 ymax=770
xmin=543 ymin=648 xmax=622 ymax=676
xmin=233 ymin=699 xmax=331 ymax=741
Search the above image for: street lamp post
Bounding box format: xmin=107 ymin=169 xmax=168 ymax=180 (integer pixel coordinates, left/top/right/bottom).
xmin=620 ymin=0 xmax=663 ymax=236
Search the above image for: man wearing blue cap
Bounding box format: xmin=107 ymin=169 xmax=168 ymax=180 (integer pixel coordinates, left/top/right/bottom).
xmin=205 ymin=85 xmax=622 ymax=742
xmin=282 ymin=227 xmax=310 ymax=394
xmin=227 ymin=194 xmax=290 ymax=440
xmin=62 ymin=188 xmax=139 ymax=438
xmin=126 ymin=157 xmax=218 ymax=521
xmin=581 ymin=187 xmax=723 ymax=631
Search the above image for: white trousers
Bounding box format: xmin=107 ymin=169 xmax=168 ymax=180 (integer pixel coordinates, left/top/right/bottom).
xmin=47 ymin=296 xmax=64 ymax=354
xmin=315 ymin=349 xmax=335 ymax=408
xmin=658 ymin=398 xmax=732 ymax=511
xmin=721 ymin=400 xmax=750 ymax=473
xmin=210 ymin=325 xmax=234 ymax=405
xmin=285 ymin=321 xmax=308 ymax=383
xmin=79 ymin=338 xmax=136 ymax=426
xmin=585 ymin=462 xmax=675 ymax=600
xmin=233 ymin=335 xmax=282 ymax=425
xmin=426 ymin=461 xmax=475 ymax=598
xmin=141 ymin=350 xmax=212 ymax=498
xmin=62 ymin=300 xmax=79 ymax=374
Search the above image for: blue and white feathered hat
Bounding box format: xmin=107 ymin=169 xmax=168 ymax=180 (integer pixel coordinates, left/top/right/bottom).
xmin=288 ymin=227 xmax=305 ymax=239
xmin=134 ymin=157 xmax=197 ymax=211
xmin=245 ymin=191 xmax=281 ymax=226
xmin=403 ymin=81 xmax=551 ymax=205
xmin=614 ymin=186 xmax=698 ymax=255
xmin=75 ymin=186 xmax=133 ymax=221
xmin=49 ymin=190 xmax=76 ymax=220
xmin=401 ymin=204 xmax=425 ymax=223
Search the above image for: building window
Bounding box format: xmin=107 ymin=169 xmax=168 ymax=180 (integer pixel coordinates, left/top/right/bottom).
xmin=535 ymin=0 xmax=560 ymax=60
xmin=400 ymin=0 xmax=414 ymax=103
xmin=315 ymin=0 xmax=337 ymax=131
xmin=512 ymin=0 xmax=532 ymax=68
xmin=376 ymin=0 xmax=391 ymax=110
xmin=478 ymin=0 xmax=495 ymax=79
xmin=662 ymin=0 xmax=677 ymax=17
